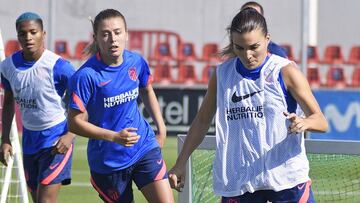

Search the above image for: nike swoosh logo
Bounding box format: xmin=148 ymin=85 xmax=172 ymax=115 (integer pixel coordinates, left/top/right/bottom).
xmin=297 ymin=183 xmax=306 ymax=190
xmin=49 ymin=162 xmax=60 ymax=170
xmin=157 ymin=159 xmax=163 ymax=165
xmin=99 ymin=80 xmax=112 ymax=87
xmin=231 ymin=90 xmax=262 ymax=103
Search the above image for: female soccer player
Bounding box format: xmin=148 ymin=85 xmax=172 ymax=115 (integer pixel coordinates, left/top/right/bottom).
xmin=169 ymin=8 xmax=328 ymax=203
xmin=0 ymin=12 xmax=75 ymax=202
xmin=67 ymin=9 xmax=174 ymax=203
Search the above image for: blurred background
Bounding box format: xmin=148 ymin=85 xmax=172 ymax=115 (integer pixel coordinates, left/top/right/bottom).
xmin=0 ymin=0 xmax=359 ymax=202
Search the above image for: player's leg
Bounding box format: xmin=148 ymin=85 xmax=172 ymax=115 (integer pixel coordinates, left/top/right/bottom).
xmin=37 ymin=183 xmax=61 ymax=203
xmin=37 ymin=144 xmax=73 ymax=202
xmin=269 ymin=180 xmax=315 ymax=203
xmin=90 ymin=169 xmax=134 ymax=203
xmin=23 ymin=153 xmax=39 ymax=202
xmin=133 ymin=147 xmax=174 ymax=203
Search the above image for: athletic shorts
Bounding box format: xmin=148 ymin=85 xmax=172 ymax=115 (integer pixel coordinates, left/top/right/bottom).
xmin=23 ymin=144 xmax=73 ymax=192
xmin=90 ymin=147 xmax=168 ymax=203
xmin=221 ymin=180 xmax=314 ymax=203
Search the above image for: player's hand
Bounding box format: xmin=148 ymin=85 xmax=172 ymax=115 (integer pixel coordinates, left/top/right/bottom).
xmin=0 ymin=142 xmax=13 ymax=167
xmin=284 ymin=112 xmax=308 ymax=134
xmin=52 ymin=132 xmax=75 ymax=154
xmin=113 ymin=127 xmax=140 ymax=147
xmin=168 ymin=164 xmax=186 ymax=192
xmin=156 ymin=133 xmax=166 ymax=148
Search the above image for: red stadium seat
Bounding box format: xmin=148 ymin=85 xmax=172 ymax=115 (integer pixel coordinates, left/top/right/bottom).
xmin=347 ymin=45 xmax=360 ymax=65
xmin=128 ymin=31 xmax=144 ymax=54
xmin=176 ymin=64 xmax=198 ymax=84
xmin=152 ymin=42 xmax=175 ymax=62
xmin=325 ymin=66 xmax=347 ymax=88
xmin=5 ymin=39 xmax=21 ymax=57
xmin=307 ymin=67 xmax=321 ymax=88
xmin=201 ymin=43 xmax=220 ymax=62
xmin=307 ymin=45 xmax=320 ymax=64
xmin=350 ymin=67 xmax=360 ymax=87
xmin=177 ymin=42 xmax=197 ymax=62
xmin=73 ymin=41 xmax=90 ymax=60
xmin=153 ymin=63 xmax=173 ymax=84
xmin=200 ymin=64 xmax=216 ymax=84
xmin=280 ymin=44 xmax=296 ymax=62
xmin=322 ymin=45 xmax=344 ymax=64
xmin=55 ymin=40 xmax=72 ymax=59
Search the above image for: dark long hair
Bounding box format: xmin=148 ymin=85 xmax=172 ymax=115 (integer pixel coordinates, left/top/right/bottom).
xmin=220 ymin=8 xmax=268 ymax=58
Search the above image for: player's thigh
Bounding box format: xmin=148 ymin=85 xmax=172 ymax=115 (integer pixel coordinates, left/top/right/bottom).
xmin=38 ymin=145 xmax=73 ymax=187
xmin=37 ymin=183 xmax=61 ymax=201
xmin=23 ymin=153 xmax=39 ymax=192
xmin=141 ymin=179 xmax=174 ymax=203
xmin=132 ymin=147 xmax=173 ymax=202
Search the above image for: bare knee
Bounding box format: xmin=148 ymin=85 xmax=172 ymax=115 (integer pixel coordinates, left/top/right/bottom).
xmin=37 ymin=183 xmax=61 ymax=203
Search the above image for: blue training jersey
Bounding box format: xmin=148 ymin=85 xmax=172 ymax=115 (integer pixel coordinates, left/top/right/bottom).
xmin=68 ymin=50 xmax=159 ymax=173
xmin=0 ymin=50 xmax=75 ymax=154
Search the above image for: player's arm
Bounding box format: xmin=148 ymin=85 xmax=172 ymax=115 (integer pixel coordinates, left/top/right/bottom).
xmin=68 ymin=102 xmax=140 ymax=147
xmin=281 ymin=63 xmax=328 ymax=133
xmin=52 ymin=59 xmax=76 ymax=154
xmin=0 ymin=89 xmax=15 ymax=166
xmin=169 ymin=70 xmax=217 ymax=191
xmin=139 ymin=84 xmax=166 ymax=148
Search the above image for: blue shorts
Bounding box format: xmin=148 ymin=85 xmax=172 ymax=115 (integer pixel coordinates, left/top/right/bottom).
xmin=90 ymin=147 xmax=168 ymax=203
xmin=221 ymin=180 xmax=315 ymax=203
xmin=23 ymin=144 xmax=73 ymax=192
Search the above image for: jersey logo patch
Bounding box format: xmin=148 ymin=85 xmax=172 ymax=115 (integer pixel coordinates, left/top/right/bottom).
xmin=99 ymin=80 xmax=112 ymax=87
xmin=49 ymin=162 xmax=60 ymax=170
xmin=128 ymin=67 xmax=137 ymax=81
xmin=231 ymin=90 xmax=262 ymax=103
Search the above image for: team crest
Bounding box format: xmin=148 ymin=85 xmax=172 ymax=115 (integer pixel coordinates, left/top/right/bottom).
xmin=128 ymin=67 xmax=138 ymax=81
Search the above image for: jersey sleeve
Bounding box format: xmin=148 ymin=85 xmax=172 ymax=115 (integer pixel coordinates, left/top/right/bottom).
xmin=137 ymin=57 xmax=152 ymax=88
xmin=53 ymin=58 xmax=76 ymax=97
xmin=68 ymin=68 xmax=94 ymax=112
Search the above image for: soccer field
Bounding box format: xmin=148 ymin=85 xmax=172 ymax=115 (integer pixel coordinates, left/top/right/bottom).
xmin=58 ymin=136 xmax=179 ymax=203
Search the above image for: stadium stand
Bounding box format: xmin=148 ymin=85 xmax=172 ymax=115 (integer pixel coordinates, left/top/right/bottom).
xmin=176 ymin=64 xmax=198 ymax=84
xmin=5 ymin=39 xmax=21 ymax=57
xmin=201 ymin=43 xmax=220 ymax=63
xmin=307 ymin=66 xmax=322 ymax=88
xmin=325 ymin=66 xmax=347 ymax=88
xmin=177 ymin=42 xmax=197 ymax=62
xmin=347 ymin=45 xmax=360 ymax=65
xmin=322 ymin=44 xmax=345 ymax=64
xmin=200 ymin=64 xmax=216 ymax=84
xmin=350 ymin=67 xmax=360 ymax=87
xmin=128 ymin=31 xmax=145 ymax=55
xmin=73 ymin=40 xmax=89 ymax=60
xmin=305 ymin=45 xmax=320 ymax=64
xmin=153 ymin=63 xmax=173 ymax=84
xmin=152 ymin=42 xmax=174 ymax=62
xmin=280 ymin=44 xmax=296 ymax=61
xmin=54 ymin=40 xmax=72 ymax=59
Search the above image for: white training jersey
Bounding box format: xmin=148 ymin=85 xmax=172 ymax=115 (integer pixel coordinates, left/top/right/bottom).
xmin=214 ymin=55 xmax=310 ymax=197
xmin=1 ymin=50 xmax=66 ymax=131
